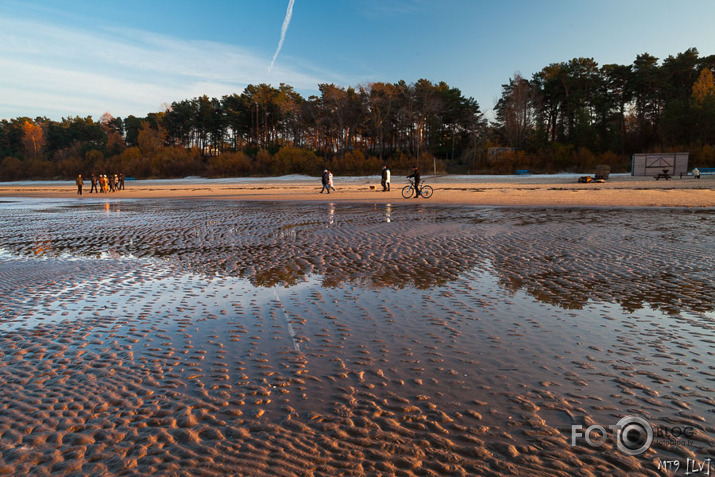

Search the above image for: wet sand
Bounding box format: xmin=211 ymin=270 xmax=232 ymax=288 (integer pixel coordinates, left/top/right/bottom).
xmin=0 ymin=198 xmax=713 ymax=475
xmin=0 ymin=174 xmax=714 ymax=207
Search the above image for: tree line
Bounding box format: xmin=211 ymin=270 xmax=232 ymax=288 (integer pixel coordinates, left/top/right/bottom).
xmin=492 ymin=48 xmax=715 ymax=173
xmin=1 ymin=48 xmax=713 ymax=181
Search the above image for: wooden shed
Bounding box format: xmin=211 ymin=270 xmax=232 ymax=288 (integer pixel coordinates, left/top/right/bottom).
xmin=631 ymin=153 xmax=689 ymax=177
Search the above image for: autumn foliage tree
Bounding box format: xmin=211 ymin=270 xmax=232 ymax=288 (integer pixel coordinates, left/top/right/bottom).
xmin=691 ymin=67 xmax=715 ymax=145
xmin=1 ymin=47 xmax=713 ymax=181
xmin=22 ymin=120 xmax=45 ymax=160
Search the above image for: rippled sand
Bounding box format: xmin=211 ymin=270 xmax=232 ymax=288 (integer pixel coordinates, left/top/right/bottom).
xmin=0 ymin=199 xmax=713 ymax=475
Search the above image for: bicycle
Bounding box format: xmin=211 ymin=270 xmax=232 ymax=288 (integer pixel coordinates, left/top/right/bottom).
xmin=401 ymin=178 xmax=433 ymax=199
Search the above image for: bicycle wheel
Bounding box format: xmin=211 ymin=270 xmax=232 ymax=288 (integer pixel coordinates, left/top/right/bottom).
xmin=401 ymin=185 xmax=414 ymax=199
xmin=420 ymin=185 xmax=433 ymax=198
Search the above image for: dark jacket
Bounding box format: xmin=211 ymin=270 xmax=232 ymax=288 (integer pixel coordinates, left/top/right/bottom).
xmin=407 ymin=169 xmax=420 ymax=182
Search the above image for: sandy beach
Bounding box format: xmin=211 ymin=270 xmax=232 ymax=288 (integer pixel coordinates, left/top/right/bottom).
xmin=0 ymin=173 xmax=714 ymax=207
xmin=0 ymin=181 xmax=713 ymax=475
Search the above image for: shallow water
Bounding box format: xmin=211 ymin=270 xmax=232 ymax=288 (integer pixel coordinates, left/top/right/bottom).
xmin=0 ymin=198 xmax=712 ymax=476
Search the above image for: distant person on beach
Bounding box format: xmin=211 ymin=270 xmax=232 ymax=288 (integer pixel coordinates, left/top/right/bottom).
xmin=381 ymin=165 xmax=391 ymax=191
xmin=76 ymin=174 xmax=83 ymax=195
xmin=320 ymin=169 xmax=331 ymax=194
xmin=693 ymin=167 xmax=700 ymax=179
xmin=328 ymin=171 xmax=336 ymax=192
xmin=407 ymin=166 xmax=421 ymax=198
xmin=90 ymin=173 xmax=98 ymax=193
xmin=119 ymin=173 xmax=125 ymax=190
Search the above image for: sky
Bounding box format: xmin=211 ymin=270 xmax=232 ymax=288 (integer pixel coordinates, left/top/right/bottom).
xmin=1 ymin=0 xmax=715 ymax=122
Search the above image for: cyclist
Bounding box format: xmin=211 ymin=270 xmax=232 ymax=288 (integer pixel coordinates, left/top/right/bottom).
xmin=406 ymin=166 xmax=421 ymax=198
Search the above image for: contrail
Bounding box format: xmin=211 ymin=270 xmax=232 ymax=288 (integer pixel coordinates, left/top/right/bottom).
xmin=269 ymin=0 xmax=295 ymax=72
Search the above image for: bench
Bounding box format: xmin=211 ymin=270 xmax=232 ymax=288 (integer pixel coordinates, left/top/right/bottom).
xmin=655 ymin=169 xmax=671 ymax=180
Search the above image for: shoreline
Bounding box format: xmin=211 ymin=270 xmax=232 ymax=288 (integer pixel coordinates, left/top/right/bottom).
xmin=0 ymin=174 xmax=713 ymax=208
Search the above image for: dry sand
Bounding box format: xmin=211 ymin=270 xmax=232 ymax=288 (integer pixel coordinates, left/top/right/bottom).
xmin=0 ymin=190 xmax=713 ymax=475
xmin=0 ymin=174 xmax=714 ymax=207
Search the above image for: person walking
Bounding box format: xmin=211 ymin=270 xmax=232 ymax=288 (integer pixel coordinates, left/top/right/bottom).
xmin=320 ymin=169 xmax=331 ymax=194
xmin=693 ymin=167 xmax=701 ymax=179
xmin=381 ymin=165 xmax=391 ymax=191
xmin=76 ymin=174 xmax=83 ymax=195
xmin=90 ymin=173 xmax=98 ymax=193
xmin=407 ymin=166 xmax=421 ymax=198
xmin=119 ymin=173 xmax=125 ymax=190
xmin=328 ymin=171 xmax=336 ymax=192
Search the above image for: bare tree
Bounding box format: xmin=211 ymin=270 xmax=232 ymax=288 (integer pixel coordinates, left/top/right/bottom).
xmin=494 ymin=73 xmax=534 ymax=148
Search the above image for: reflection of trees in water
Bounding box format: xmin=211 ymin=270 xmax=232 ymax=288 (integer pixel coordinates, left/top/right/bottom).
xmin=230 ymin=235 xmax=470 ymax=290
xmin=1 ymin=201 xmax=712 ymax=314
xmin=495 ymin=265 xmax=713 ymax=314
xmin=488 ymin=209 xmax=714 ymax=315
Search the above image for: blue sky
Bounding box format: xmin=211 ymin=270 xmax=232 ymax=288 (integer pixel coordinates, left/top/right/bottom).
xmin=2 ymin=0 xmax=714 ymax=121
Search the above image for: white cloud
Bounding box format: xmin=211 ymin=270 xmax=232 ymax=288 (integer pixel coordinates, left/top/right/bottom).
xmin=0 ymin=16 xmax=329 ymax=119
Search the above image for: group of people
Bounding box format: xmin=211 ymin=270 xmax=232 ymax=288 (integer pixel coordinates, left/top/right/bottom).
xmin=381 ymin=166 xmax=391 ymax=191
xmin=319 ymin=165 xmax=422 ymax=197
xmin=76 ymin=173 xmax=125 ymax=195
xmin=384 ymin=165 xmax=422 ymax=197
xmin=384 ymin=165 xmax=421 ymax=196
xmin=320 ymin=170 xmax=336 ymax=194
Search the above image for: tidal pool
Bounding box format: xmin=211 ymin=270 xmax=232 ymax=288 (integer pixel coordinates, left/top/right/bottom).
xmin=0 ymin=198 xmax=712 ymax=475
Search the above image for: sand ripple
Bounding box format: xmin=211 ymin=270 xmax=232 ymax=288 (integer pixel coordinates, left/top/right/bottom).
xmin=0 ymin=199 xmax=712 ymax=475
